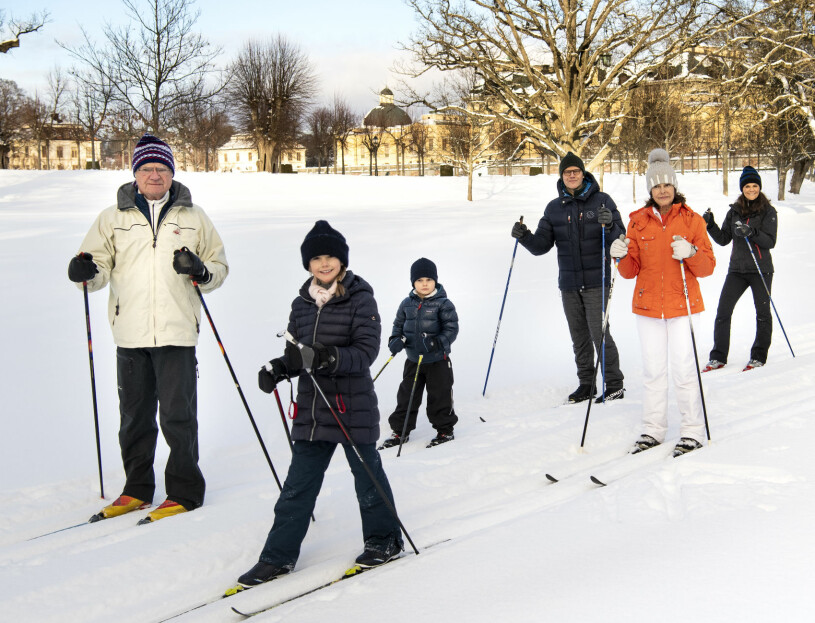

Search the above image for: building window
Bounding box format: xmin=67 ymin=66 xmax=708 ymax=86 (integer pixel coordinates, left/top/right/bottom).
xmin=56 ymin=146 xmax=64 ymax=159
xmin=236 ymin=152 xmax=240 ymax=161
xmin=24 ymin=146 xmax=29 ymax=157
xmin=296 ymin=152 xmax=301 ymax=161
xmin=41 ymin=145 xmax=47 ymax=157
xmin=71 ymin=147 xmax=78 ymax=159
xmin=248 ymin=152 xmax=253 ymax=161
xmin=428 ymin=139 xmax=435 ymax=150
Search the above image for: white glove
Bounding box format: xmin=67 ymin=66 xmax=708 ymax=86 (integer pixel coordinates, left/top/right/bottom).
xmin=609 ymin=235 xmax=629 ymax=259
xmin=671 ymin=235 xmax=697 ymax=260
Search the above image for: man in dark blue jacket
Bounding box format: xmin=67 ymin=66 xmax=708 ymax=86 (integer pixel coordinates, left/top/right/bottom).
xmin=511 ymin=152 xmax=626 ymax=403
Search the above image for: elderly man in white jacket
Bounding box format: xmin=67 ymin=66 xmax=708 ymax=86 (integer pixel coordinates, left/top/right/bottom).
xmin=68 ymin=134 xmax=229 ymax=524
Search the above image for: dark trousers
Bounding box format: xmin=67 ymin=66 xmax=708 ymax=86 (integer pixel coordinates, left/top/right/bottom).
xmin=116 ymin=346 xmax=203 ymax=510
xmin=560 ymin=287 xmax=624 ymax=389
xmin=709 ymin=272 xmax=773 ymax=364
xmin=388 ymin=358 xmax=458 ymax=436
xmin=259 ymin=440 xmax=402 ymax=567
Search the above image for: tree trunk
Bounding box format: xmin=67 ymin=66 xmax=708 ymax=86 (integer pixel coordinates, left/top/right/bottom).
xmin=789 ymin=158 xmax=812 ymax=194
xmin=777 ymin=164 xmax=787 ymax=201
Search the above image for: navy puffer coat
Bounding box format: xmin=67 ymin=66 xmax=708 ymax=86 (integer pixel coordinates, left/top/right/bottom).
xmin=389 ymin=284 xmax=458 ymax=365
xmin=517 ymin=172 xmax=625 ymax=291
xmin=706 ymin=196 xmax=777 ymax=274
xmin=281 ymin=271 xmax=382 ymax=445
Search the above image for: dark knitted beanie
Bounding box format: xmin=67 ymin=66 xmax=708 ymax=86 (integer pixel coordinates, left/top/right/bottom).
xmin=410 ymin=257 xmax=438 ymax=284
xmin=559 ymin=151 xmax=585 ymax=176
xmin=300 ymin=220 xmax=349 ymax=269
xmin=740 ymin=166 xmax=762 ymax=191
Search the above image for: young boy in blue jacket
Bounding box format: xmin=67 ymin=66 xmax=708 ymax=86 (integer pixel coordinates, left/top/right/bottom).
xmin=380 ymin=258 xmax=459 ymax=449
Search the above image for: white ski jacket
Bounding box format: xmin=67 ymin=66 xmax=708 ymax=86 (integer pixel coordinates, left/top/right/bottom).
xmin=76 ymin=181 xmax=228 ymax=348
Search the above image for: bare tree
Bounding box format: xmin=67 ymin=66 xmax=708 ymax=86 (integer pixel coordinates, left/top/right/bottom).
xmin=169 ymin=95 xmax=233 ymax=171
xmin=330 ymin=95 xmax=357 ymax=174
xmin=718 ymin=0 xmax=815 ymax=194
xmin=0 ymin=9 xmax=49 ymax=54
xmin=398 ymin=0 xmax=759 ymax=170
xmin=227 ymin=35 xmax=317 ymax=172
xmin=407 ymin=119 xmax=431 ymax=176
xmin=70 ymin=65 xmax=115 ymax=169
xmin=305 ymin=106 xmax=333 ymax=172
xmin=0 ymin=79 xmax=28 ymax=167
xmin=60 ymin=0 xmax=223 ymax=135
xmin=359 ymin=124 xmax=387 ymax=176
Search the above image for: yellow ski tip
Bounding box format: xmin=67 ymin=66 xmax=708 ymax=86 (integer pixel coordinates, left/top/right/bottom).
xmin=343 ymin=565 xmax=365 ymax=578
xmin=223 ymin=584 xmax=247 ymax=597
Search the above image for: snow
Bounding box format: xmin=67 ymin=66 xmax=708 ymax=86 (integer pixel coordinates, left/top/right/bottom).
xmin=1 ymin=168 xmax=814 ymax=622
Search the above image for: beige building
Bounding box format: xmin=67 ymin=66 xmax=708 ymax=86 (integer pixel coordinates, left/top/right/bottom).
xmin=217 ymin=134 xmax=306 ymax=172
xmin=6 ymin=123 xmax=99 ymax=170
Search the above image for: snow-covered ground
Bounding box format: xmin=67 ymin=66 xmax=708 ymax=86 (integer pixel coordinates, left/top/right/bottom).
xmin=1 ymin=168 xmax=813 ymax=622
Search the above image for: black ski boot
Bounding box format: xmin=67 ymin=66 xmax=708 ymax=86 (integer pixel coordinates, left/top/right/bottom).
xmin=568 ymin=384 xmax=595 ymax=403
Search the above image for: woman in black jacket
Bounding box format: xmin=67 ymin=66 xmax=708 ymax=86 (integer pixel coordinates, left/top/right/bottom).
xmin=703 ymin=166 xmax=778 ymax=371
xmin=233 ymin=220 xmax=403 ymax=591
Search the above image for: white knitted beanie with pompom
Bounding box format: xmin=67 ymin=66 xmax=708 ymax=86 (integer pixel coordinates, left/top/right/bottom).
xmin=645 ymin=148 xmax=678 ymax=193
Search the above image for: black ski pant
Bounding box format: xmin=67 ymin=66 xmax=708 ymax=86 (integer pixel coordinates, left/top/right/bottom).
xmin=258 ymin=440 xmax=402 ymax=567
xmin=388 ymin=357 xmax=458 ymax=436
xmin=560 ymin=286 xmax=624 ymax=390
xmin=709 ymin=271 xmax=773 ymax=365
xmin=116 ymin=345 xmax=204 ymax=510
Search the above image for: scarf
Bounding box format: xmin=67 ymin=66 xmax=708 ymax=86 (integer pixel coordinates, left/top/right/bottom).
xmin=309 ymin=278 xmax=338 ymax=308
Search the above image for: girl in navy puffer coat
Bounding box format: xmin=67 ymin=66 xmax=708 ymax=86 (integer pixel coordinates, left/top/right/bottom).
xmin=235 ymin=221 xmax=403 ymax=590
xmin=380 ymin=258 xmax=459 ymax=449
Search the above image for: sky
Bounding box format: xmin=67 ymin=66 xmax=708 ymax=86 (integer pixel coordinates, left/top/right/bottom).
xmin=1 ymin=168 xmax=814 ymax=622
xmin=0 ymin=0 xmax=426 ymax=115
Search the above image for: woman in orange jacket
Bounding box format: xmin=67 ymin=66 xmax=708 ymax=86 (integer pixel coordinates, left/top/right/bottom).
xmin=610 ymin=149 xmax=715 ymax=458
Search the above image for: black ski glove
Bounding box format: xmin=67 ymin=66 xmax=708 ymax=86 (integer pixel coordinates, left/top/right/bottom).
xmin=68 ymin=252 xmax=99 ymax=283
xmin=388 ymin=336 xmax=405 ymax=355
xmin=702 ymin=209 xmax=715 ymax=226
xmin=734 ymin=221 xmax=754 ymax=238
xmin=422 ymin=335 xmax=442 ymax=353
xmin=173 ymin=247 xmax=210 ymax=283
xmin=511 ymin=221 xmax=530 ymax=239
xmin=286 ymin=341 xmax=337 ymax=372
xmin=597 ymin=206 xmax=613 ymax=225
xmin=258 ymin=359 xmax=289 ymax=393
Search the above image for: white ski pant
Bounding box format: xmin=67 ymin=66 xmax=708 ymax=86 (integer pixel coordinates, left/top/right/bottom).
xmin=636 ymin=315 xmax=706 ymax=444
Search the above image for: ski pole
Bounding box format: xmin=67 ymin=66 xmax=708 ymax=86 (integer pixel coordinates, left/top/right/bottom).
xmin=82 ymin=279 xmax=105 ymax=499
xmin=280 ymin=330 xmax=419 ymax=556
xmin=193 ymin=282 xmax=284 ymax=491
xmin=580 ymin=259 xmax=619 ymax=449
xmin=397 ymin=355 xmax=423 ymax=457
xmin=272 ymin=386 xmax=316 ymax=523
xmin=483 ymin=215 xmax=523 ymax=397
xmin=601 ymin=222 xmax=606 ymax=402
xmin=372 ymin=355 xmax=394 ymax=383
xmin=678 ymin=260 xmax=712 ymax=442
xmin=743 ymin=236 xmax=795 ymax=358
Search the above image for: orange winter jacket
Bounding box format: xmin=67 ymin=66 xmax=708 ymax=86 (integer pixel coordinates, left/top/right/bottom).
xmin=618 ymin=203 xmax=715 ymax=319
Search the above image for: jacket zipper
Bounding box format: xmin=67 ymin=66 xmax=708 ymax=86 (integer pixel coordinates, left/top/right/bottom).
xmin=309 ymin=306 xmax=323 ymax=441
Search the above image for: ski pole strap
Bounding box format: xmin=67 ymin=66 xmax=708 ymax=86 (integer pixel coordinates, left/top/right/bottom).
xmin=287 ymin=380 xmax=297 ymax=419
xmin=335 ymin=393 xmax=346 ymax=414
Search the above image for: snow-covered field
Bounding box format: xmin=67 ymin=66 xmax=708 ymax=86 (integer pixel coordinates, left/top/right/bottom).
xmin=1 ymin=168 xmax=813 ymax=622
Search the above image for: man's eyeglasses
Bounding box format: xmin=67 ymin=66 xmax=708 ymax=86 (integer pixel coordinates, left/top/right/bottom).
xmin=137 ymin=166 xmax=172 ymax=176
xmin=562 ymin=169 xmax=583 ymax=177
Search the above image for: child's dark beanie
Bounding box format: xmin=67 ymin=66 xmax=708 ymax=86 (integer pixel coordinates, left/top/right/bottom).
xmin=300 ymin=220 xmax=349 ymax=269
xmin=410 ymin=257 xmax=438 ymax=284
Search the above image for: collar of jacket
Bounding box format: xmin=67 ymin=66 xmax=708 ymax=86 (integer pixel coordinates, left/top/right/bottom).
xmin=299 ymin=270 xmax=366 ymax=304
xmin=116 ymin=179 xmax=193 ymax=211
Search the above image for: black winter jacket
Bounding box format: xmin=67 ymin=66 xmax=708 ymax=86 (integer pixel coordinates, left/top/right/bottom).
xmin=282 ymin=271 xmax=382 ymax=445
xmin=389 ymin=284 xmax=459 ymax=365
xmin=517 ymin=172 xmax=625 ymax=291
xmin=706 ymin=197 xmax=777 ymax=274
